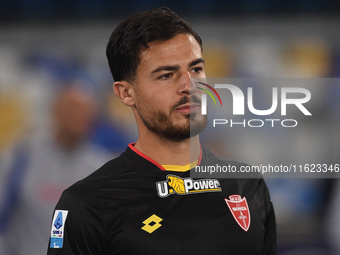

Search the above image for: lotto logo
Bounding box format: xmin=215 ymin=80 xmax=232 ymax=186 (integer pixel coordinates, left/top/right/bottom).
xmin=142 ymin=214 xmax=163 ymax=234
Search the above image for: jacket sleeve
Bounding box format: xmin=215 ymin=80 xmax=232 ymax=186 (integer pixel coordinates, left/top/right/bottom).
xmin=47 ymin=186 xmax=104 ymax=255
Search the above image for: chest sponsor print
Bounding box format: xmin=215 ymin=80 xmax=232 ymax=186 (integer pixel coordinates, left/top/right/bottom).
xmin=156 ymin=174 xmax=222 ymax=198
xmin=225 ymin=195 xmax=251 ymax=231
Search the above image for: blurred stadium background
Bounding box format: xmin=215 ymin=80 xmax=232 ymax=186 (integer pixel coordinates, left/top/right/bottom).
xmin=1 ymin=1 xmax=340 ymax=254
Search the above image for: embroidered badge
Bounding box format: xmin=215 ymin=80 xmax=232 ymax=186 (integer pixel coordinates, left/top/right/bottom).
xmin=225 ymin=195 xmax=251 ymax=231
xmin=50 ymin=210 xmax=68 ymax=248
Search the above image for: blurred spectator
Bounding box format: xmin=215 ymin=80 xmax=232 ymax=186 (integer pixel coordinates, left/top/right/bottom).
xmin=0 ymin=83 xmax=113 ymax=255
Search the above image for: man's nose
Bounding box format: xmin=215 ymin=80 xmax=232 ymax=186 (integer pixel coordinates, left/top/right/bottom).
xmin=177 ymin=71 xmax=196 ymax=95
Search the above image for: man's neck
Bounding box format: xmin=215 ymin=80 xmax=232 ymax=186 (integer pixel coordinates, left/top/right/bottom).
xmin=134 ymin=134 xmax=201 ymax=166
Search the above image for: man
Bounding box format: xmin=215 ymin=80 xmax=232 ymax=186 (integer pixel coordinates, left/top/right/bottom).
xmin=47 ymin=7 xmax=276 ymax=255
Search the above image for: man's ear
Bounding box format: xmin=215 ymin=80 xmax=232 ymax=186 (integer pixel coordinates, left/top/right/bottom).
xmin=113 ymin=81 xmax=135 ymax=106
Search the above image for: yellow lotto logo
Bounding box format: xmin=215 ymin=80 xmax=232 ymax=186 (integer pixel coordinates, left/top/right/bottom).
xmin=156 ymin=175 xmax=222 ymax=198
xmin=141 ymin=214 xmax=163 ymax=234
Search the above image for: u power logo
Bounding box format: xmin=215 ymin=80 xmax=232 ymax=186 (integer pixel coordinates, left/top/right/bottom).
xmin=156 ymin=175 xmax=222 ymax=198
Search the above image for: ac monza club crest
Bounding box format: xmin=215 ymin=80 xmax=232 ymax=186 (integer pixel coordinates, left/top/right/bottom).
xmin=225 ymin=195 xmax=251 ymax=232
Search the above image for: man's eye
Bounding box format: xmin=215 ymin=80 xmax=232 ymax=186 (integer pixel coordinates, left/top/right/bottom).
xmin=158 ymin=73 xmax=172 ymax=80
xmin=192 ymin=67 xmax=203 ymax=73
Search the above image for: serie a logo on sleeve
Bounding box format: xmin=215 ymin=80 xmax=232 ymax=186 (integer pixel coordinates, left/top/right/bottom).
xmin=225 ymin=195 xmax=251 ymax=232
xmin=50 ymin=210 xmax=68 ymax=248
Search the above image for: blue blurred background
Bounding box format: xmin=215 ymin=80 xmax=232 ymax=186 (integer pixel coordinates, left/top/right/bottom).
xmin=0 ymin=1 xmax=340 ymax=254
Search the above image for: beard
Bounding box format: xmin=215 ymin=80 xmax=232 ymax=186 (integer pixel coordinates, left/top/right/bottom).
xmin=136 ymin=95 xmax=207 ymax=141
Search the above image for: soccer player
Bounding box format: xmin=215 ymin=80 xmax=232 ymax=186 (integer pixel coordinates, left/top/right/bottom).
xmin=47 ymin=7 xmax=276 ymax=255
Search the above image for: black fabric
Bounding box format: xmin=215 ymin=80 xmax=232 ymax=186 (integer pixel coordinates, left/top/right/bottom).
xmin=47 ymin=146 xmax=276 ymax=255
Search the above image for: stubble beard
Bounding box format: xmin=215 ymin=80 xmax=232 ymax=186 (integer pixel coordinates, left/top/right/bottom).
xmin=137 ymin=96 xmax=207 ymax=142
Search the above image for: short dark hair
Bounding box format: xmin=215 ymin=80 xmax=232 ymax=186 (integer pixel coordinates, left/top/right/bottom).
xmin=106 ymin=7 xmax=202 ymax=82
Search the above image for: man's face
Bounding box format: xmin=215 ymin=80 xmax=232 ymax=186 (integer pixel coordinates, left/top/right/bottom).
xmin=54 ymin=87 xmax=96 ymax=139
xmin=132 ymin=34 xmax=207 ymax=141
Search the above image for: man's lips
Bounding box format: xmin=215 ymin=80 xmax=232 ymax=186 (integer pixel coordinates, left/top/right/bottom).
xmin=174 ymin=104 xmax=201 ymax=113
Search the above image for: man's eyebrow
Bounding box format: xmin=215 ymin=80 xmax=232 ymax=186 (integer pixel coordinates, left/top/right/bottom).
xmin=189 ymin=58 xmax=205 ymax=67
xmin=150 ymin=58 xmax=204 ymax=74
xmin=151 ymin=65 xmax=179 ymax=74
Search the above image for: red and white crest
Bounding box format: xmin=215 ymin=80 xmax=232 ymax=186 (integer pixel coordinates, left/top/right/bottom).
xmin=225 ymin=195 xmax=251 ymax=232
